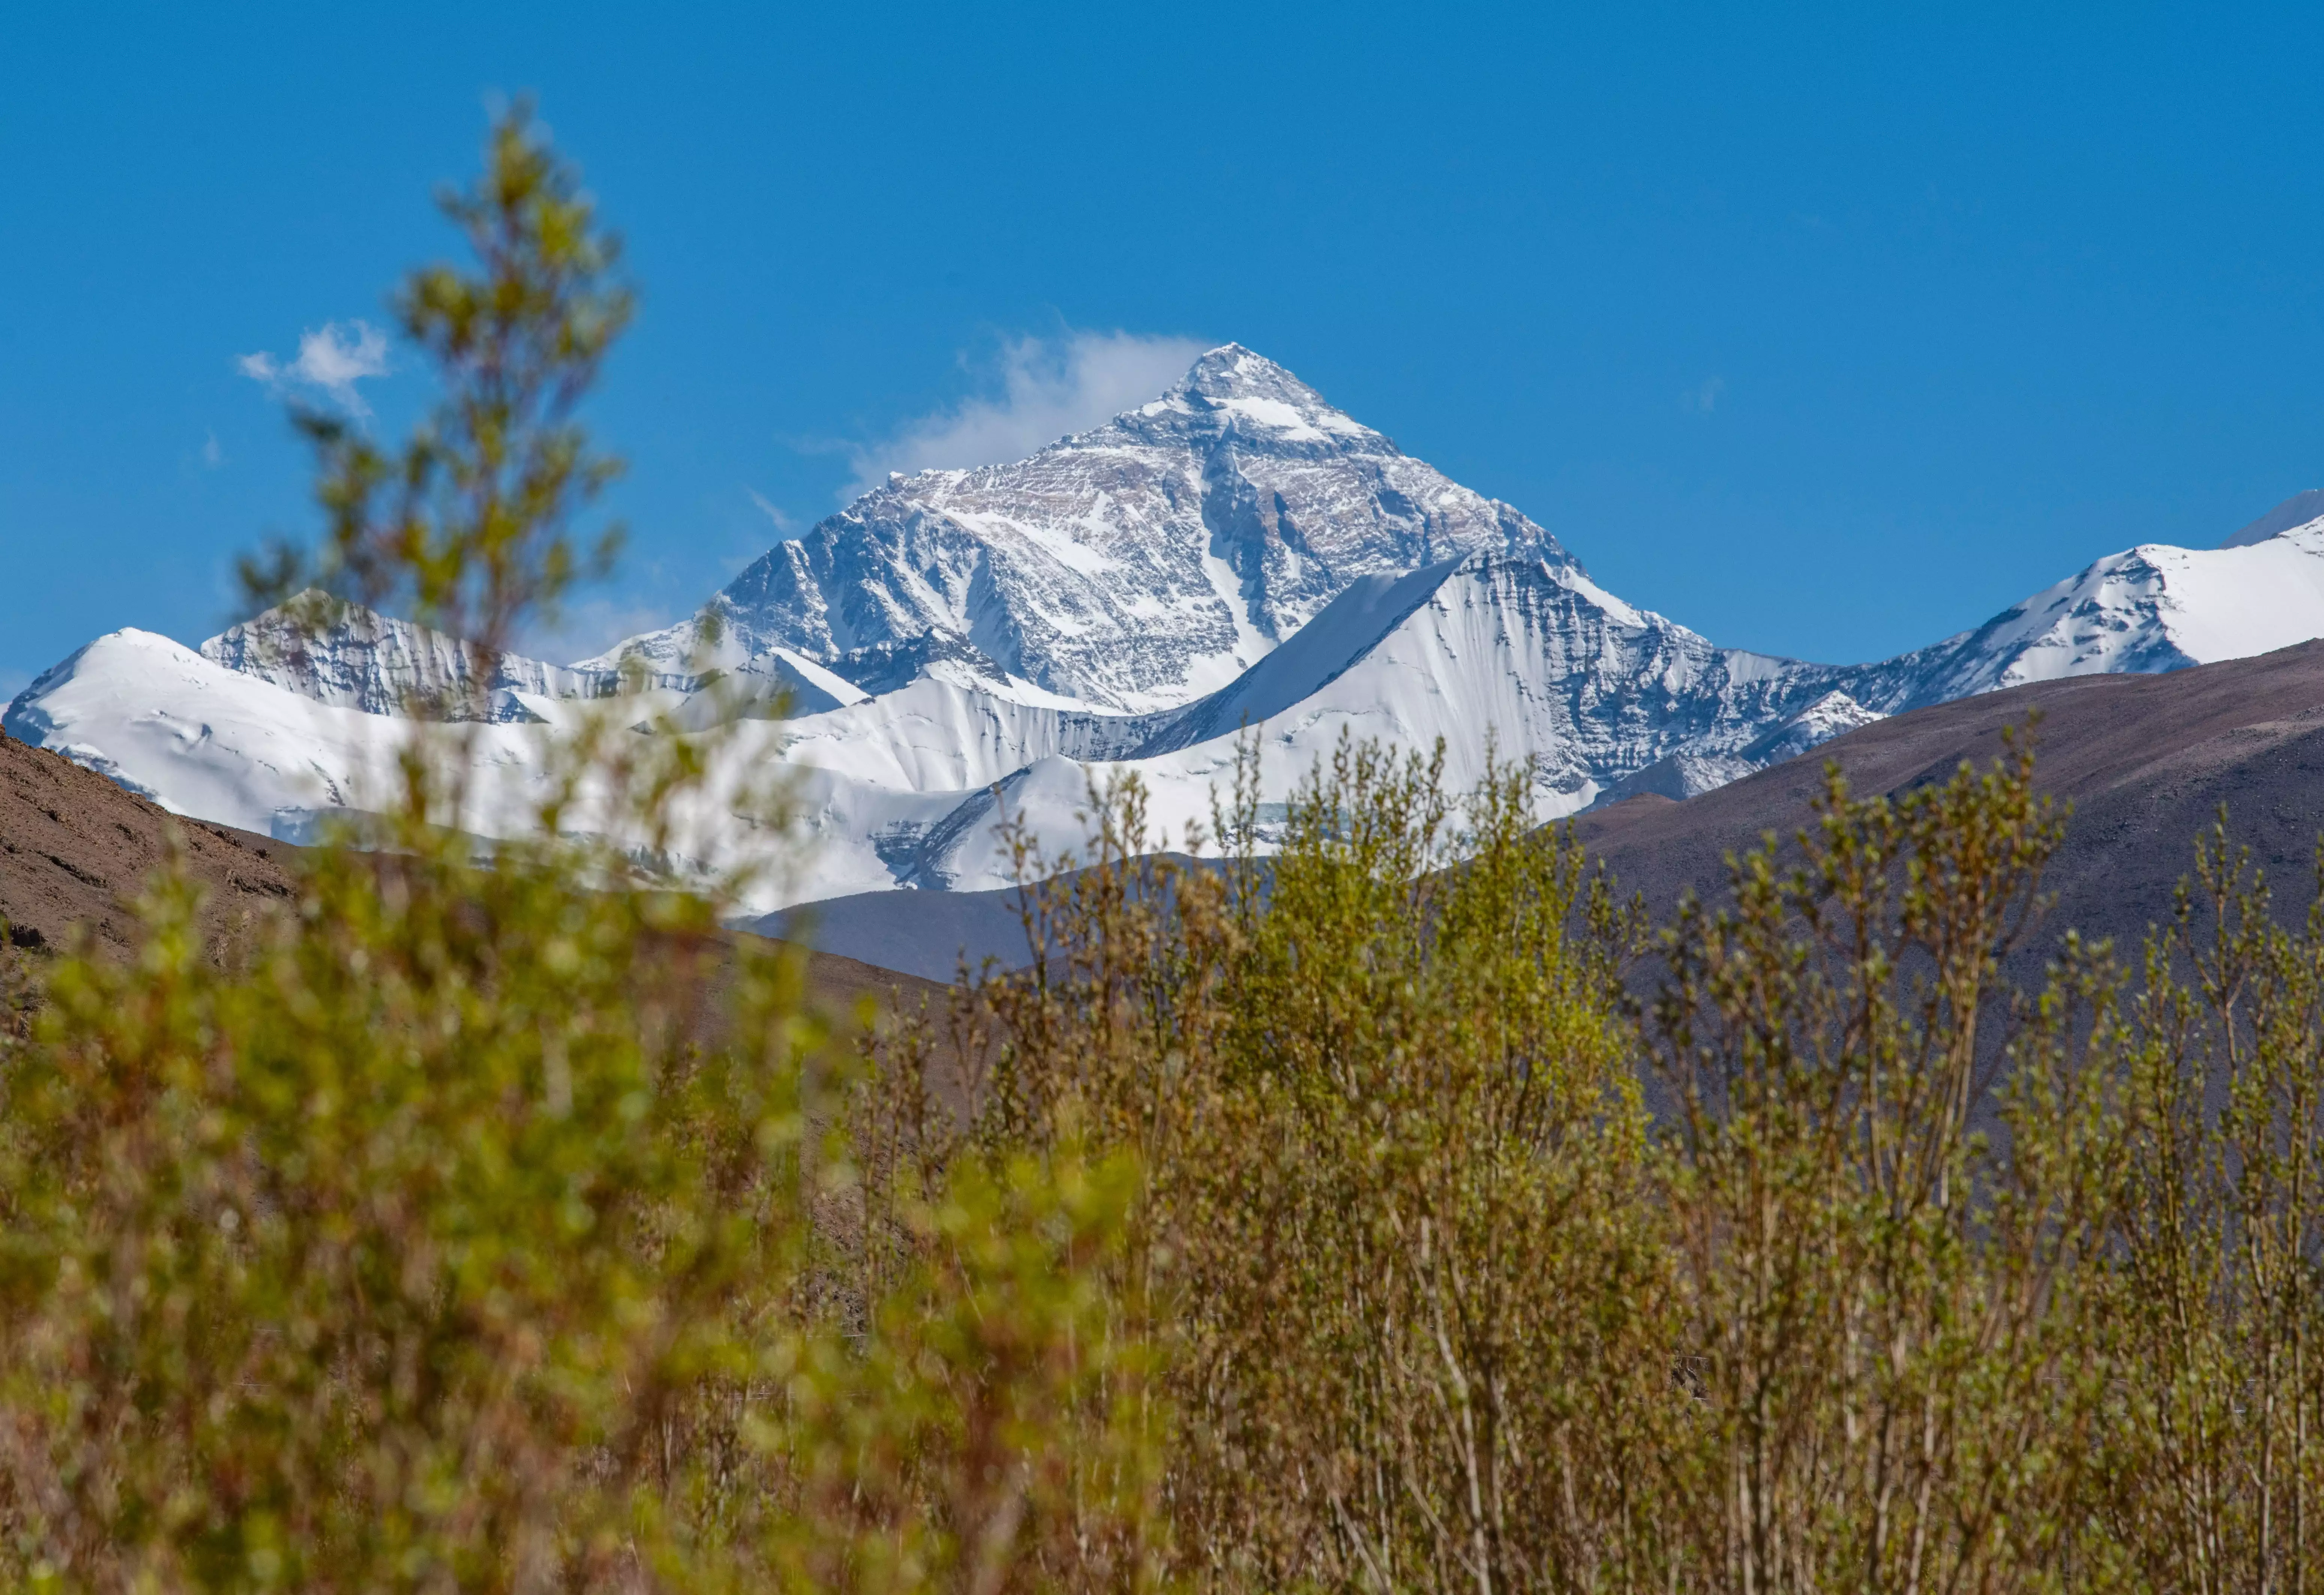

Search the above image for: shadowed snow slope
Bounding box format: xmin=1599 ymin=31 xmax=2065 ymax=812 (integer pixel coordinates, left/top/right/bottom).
xmin=2223 ymin=489 xmax=2324 ymax=548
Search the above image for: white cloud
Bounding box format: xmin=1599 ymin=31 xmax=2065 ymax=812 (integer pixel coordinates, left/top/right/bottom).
xmin=237 ymin=320 xmax=392 ymax=418
xmin=201 ymin=431 xmax=225 ymax=468
xmin=747 ymin=488 xmax=797 ymax=535
xmin=844 ymin=329 xmax=1207 ymax=499
xmin=1683 ymin=375 xmax=1726 ymax=414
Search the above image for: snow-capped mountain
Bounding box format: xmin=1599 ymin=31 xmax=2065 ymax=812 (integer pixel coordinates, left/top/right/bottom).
xmin=17 ymin=344 xmax=2324 ymax=912
xmin=586 ymin=345 xmax=1571 ymax=712
xmin=2 ymin=629 xmax=525 ymax=833
xmin=1887 ymin=517 xmax=2324 ymax=702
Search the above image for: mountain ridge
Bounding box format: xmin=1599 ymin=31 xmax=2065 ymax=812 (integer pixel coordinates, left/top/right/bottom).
xmin=16 ymin=350 xmax=2324 ymax=912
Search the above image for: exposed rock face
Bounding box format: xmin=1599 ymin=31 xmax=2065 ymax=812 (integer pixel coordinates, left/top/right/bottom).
xmin=584 ymin=346 xmax=1572 ymax=711
xmin=201 ymin=594 xmax=632 ymax=723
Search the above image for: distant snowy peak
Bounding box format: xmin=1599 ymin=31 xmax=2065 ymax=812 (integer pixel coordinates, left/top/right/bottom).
xmin=587 ymin=344 xmax=1572 ymax=712
xmin=1899 ymin=524 xmax=2324 ymax=704
xmin=1154 ymin=343 xmax=1391 ymax=448
xmin=2221 ymin=489 xmax=2324 ymax=548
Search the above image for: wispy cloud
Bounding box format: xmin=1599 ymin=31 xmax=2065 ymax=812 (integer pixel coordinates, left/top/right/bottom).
xmin=201 ymin=431 xmax=225 ymax=468
xmin=746 ymin=488 xmax=797 ymax=535
xmin=237 ymin=320 xmax=392 ymax=418
xmin=1683 ymin=375 xmax=1726 ymax=414
xmin=843 ymin=329 xmax=1208 ymax=500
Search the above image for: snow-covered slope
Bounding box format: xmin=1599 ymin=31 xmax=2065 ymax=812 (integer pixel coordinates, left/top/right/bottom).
xmin=585 ymin=345 xmax=1572 ymax=712
xmin=0 ymin=629 xmax=808 ymax=900
xmin=2 ymin=629 xmax=521 ymax=834
xmin=20 ymin=348 xmax=2324 ymax=912
xmin=743 ymin=554 xmax=1901 ymax=895
xmin=1894 ymin=516 xmax=2324 ymax=705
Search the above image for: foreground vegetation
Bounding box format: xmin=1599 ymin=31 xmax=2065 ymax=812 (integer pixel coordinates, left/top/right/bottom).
xmin=10 ymin=108 xmax=2324 ymax=1592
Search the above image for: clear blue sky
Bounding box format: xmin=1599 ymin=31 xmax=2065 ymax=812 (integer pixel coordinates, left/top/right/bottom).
xmin=7 ymin=2 xmax=2324 ymax=696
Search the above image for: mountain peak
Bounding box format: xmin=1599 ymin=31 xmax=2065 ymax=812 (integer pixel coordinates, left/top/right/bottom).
xmin=2221 ymin=488 xmax=2324 ymax=548
xmin=1137 ymin=344 xmax=1386 ymax=450
xmin=1174 ymin=344 xmax=1329 ymax=407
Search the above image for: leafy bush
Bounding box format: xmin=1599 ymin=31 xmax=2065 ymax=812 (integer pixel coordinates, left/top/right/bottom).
xmin=0 ymin=108 xmax=1164 ymax=1595
xmin=895 ymin=730 xmax=2324 ymax=1592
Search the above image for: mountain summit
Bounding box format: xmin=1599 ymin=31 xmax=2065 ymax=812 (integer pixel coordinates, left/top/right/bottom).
xmin=585 ymin=345 xmax=1571 ymax=712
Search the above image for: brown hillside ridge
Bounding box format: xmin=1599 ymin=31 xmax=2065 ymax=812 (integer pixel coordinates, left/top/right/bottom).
xmin=0 ymin=729 xmax=297 ymax=958
xmin=1570 ymin=636 xmax=2324 ymax=978
xmin=0 ymin=728 xmax=947 ymax=1028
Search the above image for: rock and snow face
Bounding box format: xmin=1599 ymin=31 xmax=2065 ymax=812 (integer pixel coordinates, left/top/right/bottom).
xmin=584 ymin=345 xmax=1570 ymax=712
xmin=1600 ymin=689 xmax=1888 ymax=804
xmin=1891 ymin=516 xmax=2324 ymax=706
xmin=19 ymin=350 xmax=2324 ymax=911
xmin=200 ymin=596 xmax=624 ymax=723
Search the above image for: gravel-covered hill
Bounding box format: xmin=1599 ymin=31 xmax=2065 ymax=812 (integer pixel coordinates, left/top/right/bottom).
xmin=0 ymin=728 xmax=296 ymax=956
xmin=1570 ymin=636 xmax=2324 ymax=976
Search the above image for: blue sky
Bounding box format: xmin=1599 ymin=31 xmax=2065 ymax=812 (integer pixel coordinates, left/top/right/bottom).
xmin=8 ymin=2 xmax=2324 ymax=698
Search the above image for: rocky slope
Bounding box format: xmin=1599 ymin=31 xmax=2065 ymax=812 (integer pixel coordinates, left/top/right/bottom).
xmin=0 ymin=730 xmax=298 ymax=957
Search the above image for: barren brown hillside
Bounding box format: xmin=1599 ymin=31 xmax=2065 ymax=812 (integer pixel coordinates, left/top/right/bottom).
xmin=0 ymin=729 xmax=944 ymax=1023
xmin=0 ymin=731 xmax=297 ymax=956
xmin=1571 ymin=636 xmax=2324 ymax=974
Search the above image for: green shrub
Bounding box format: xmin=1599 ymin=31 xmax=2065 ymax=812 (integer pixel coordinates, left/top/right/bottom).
xmin=0 ymin=107 xmax=1164 ymax=1595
